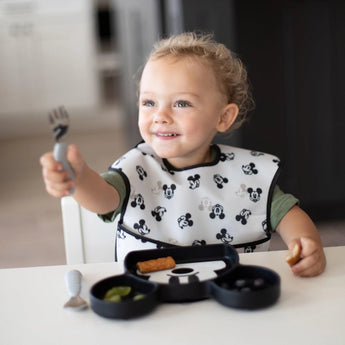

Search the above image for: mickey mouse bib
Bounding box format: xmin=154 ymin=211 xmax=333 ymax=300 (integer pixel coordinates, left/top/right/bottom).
xmin=110 ymin=142 xmax=281 ymax=261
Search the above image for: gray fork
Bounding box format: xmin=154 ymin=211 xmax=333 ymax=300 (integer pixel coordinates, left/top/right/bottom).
xmin=49 ymin=106 xmax=75 ymax=194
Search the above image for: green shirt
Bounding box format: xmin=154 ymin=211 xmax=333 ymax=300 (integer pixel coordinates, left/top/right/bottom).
xmin=99 ymin=171 xmax=298 ymax=231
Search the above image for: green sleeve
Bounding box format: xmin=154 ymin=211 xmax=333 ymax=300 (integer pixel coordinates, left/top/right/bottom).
xmin=97 ymin=171 xmax=127 ymax=223
xmin=270 ymin=185 xmax=299 ymax=231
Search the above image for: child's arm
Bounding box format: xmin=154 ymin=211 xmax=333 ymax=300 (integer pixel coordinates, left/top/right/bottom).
xmin=276 ymin=205 xmax=326 ymax=277
xmin=40 ymin=144 xmax=120 ymax=215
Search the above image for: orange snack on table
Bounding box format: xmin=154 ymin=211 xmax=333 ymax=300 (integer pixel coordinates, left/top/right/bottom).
xmin=286 ymin=243 xmax=302 ymax=267
xmin=137 ymin=256 xmax=176 ymax=273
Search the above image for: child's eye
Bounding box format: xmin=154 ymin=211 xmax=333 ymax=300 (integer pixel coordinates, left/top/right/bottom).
xmin=142 ymin=100 xmax=155 ymax=107
xmin=175 ymin=100 xmax=191 ymax=108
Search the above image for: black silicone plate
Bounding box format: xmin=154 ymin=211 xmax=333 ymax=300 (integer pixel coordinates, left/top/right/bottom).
xmin=89 ymin=244 xmax=280 ymax=319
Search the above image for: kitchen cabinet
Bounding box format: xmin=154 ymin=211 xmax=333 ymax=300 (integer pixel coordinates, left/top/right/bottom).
xmin=0 ymin=0 xmax=100 ymax=115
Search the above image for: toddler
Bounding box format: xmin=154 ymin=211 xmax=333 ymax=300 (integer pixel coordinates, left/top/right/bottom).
xmin=40 ymin=32 xmax=326 ymax=277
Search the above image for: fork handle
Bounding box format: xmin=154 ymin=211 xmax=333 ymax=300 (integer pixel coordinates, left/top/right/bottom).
xmin=54 ymin=142 xmax=75 ymax=194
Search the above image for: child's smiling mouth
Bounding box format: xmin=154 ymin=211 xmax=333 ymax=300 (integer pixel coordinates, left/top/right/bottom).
xmin=154 ymin=132 xmax=179 ymax=138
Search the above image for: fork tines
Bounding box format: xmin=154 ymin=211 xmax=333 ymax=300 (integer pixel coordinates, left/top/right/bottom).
xmin=49 ymin=106 xmax=70 ymax=141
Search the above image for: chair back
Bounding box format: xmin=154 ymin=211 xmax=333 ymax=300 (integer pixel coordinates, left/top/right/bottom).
xmin=61 ymin=196 xmax=116 ymax=264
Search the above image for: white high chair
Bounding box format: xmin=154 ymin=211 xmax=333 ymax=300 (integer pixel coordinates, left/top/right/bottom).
xmin=61 ymin=196 xmax=117 ymax=264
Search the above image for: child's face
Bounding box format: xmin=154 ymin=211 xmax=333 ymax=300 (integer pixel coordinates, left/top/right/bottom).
xmin=138 ymin=56 xmax=235 ymax=168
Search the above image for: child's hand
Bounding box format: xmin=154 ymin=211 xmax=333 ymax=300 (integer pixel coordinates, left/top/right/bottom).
xmin=40 ymin=144 xmax=85 ymax=198
xmin=287 ymin=237 xmax=326 ymax=277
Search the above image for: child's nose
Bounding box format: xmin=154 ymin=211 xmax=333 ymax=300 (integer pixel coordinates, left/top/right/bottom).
xmin=154 ymin=107 xmax=172 ymax=124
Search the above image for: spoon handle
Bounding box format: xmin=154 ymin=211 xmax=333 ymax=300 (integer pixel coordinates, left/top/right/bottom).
xmin=65 ymin=270 xmax=82 ymax=297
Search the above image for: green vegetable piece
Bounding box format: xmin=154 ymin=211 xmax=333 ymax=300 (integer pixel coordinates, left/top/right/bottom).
xmin=104 ymin=286 xmax=132 ymax=300
xmin=133 ymin=294 xmax=145 ymax=301
xmin=105 ymin=294 xmax=121 ymax=302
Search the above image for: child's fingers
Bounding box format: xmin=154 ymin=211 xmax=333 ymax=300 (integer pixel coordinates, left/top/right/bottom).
xmin=40 ymin=146 xmax=82 ymax=175
xmin=43 ymin=169 xmax=74 ymax=197
xmin=66 ymin=144 xmax=84 ymax=174
xmin=300 ymin=237 xmax=318 ymax=257
xmin=42 ymin=166 xmax=71 ymax=183
xmin=45 ymin=180 xmax=75 ymax=198
xmin=290 ymin=237 xmax=326 ymax=277
xmin=40 ymin=151 xmax=74 ymax=197
xmin=291 ymin=249 xmax=325 ymax=277
xmin=40 ymin=152 xmax=62 ymax=171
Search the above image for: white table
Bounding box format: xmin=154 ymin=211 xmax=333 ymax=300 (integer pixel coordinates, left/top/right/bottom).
xmin=1 ymin=247 xmax=344 ymax=345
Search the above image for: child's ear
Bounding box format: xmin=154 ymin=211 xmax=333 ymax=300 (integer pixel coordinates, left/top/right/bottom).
xmin=216 ymin=103 xmax=239 ymax=132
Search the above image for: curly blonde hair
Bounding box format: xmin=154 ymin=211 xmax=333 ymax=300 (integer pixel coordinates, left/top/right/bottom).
xmin=143 ymin=32 xmax=254 ymax=131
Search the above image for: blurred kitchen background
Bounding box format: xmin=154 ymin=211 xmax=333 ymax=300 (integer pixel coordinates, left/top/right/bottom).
xmin=1 ymin=0 xmax=344 ymax=268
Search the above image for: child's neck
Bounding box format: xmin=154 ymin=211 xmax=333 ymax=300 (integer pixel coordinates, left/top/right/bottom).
xmin=164 ymin=145 xmax=217 ymax=170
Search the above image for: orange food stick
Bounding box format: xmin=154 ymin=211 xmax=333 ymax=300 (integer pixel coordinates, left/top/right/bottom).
xmin=137 ymin=256 xmax=176 ymax=273
xmin=286 ymin=243 xmax=302 ymax=267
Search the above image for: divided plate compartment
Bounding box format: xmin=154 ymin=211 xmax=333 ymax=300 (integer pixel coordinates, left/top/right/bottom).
xmin=89 ymin=244 xmax=280 ymax=319
xmin=211 ymin=265 xmax=280 ymax=309
xmin=90 ymin=274 xmax=159 ymax=319
xmin=124 ymin=244 xmax=240 ymax=302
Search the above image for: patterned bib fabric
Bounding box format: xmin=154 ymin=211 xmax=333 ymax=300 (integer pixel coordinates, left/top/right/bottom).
xmin=110 ymin=142 xmax=281 ymax=261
